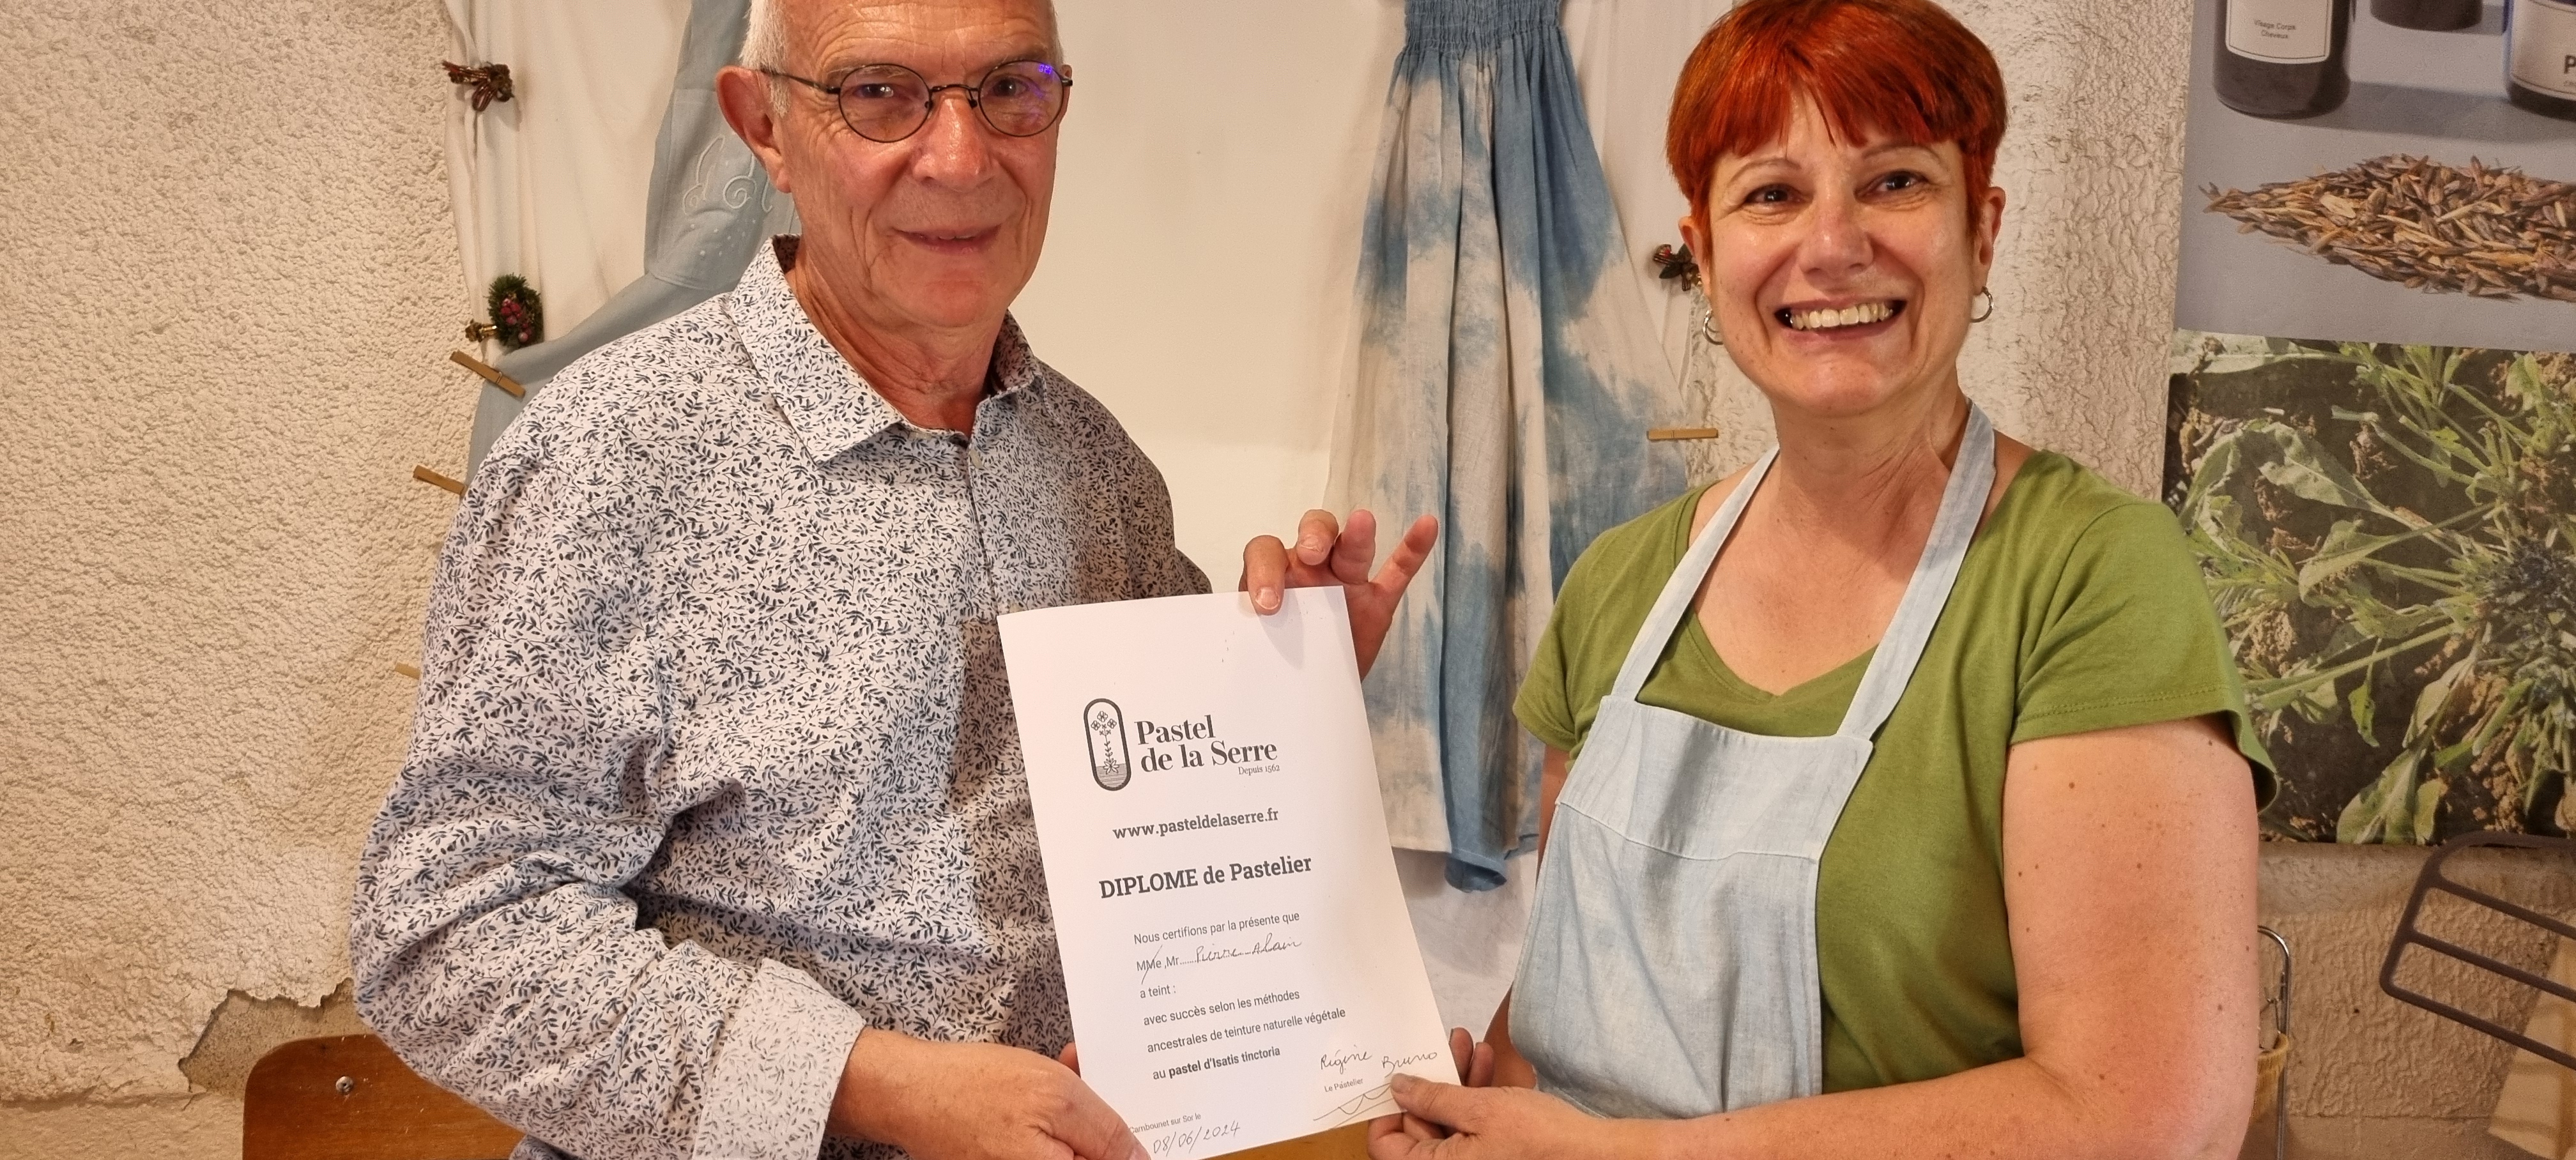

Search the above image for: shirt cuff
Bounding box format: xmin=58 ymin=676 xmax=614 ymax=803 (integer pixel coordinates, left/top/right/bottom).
xmin=689 ymin=959 xmax=868 ymax=1160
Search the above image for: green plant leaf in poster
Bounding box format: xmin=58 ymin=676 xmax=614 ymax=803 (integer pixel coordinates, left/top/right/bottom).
xmin=2296 ymin=519 xmax=2456 ymax=600
xmin=2243 ymin=420 xmax=2387 ymax=514
xmin=2407 ymin=654 xmax=2476 ymax=745
xmin=2184 ymin=428 xmax=2245 ymax=515
xmin=2411 ymin=779 xmax=2447 ymax=845
xmin=2350 ymin=676 xmax=2378 ymax=747
xmin=2338 ymin=747 xmax=2423 ymax=844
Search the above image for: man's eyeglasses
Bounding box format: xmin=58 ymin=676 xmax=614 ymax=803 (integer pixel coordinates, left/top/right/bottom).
xmin=764 ymin=60 xmax=1072 ymax=144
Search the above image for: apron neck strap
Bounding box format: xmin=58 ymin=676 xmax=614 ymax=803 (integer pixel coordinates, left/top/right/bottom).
xmin=1602 ymin=404 xmax=1997 ymax=740
xmin=1833 ymin=404 xmax=1995 ymax=738
xmin=1608 ymin=448 xmax=1778 ymax=701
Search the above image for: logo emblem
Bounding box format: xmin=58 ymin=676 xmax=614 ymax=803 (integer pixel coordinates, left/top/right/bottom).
xmin=1084 ymin=699 xmax=1132 ymax=790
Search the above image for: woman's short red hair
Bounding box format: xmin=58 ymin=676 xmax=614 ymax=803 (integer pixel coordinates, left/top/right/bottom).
xmin=1667 ymin=0 xmax=2006 ymax=225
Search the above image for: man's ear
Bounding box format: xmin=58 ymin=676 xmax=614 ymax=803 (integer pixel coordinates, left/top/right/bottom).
xmin=715 ymin=65 xmax=793 ymax=195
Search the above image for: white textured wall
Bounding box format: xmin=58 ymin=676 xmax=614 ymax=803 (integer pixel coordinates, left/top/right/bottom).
xmin=1946 ymin=0 xmax=2198 ymax=495
xmin=0 ymin=1 xmax=2557 ymax=1158
xmin=0 ymin=0 xmax=469 ymax=1152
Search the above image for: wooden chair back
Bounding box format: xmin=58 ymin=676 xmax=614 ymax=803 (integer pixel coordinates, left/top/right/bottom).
xmin=243 ymin=1035 xmax=521 ymax=1160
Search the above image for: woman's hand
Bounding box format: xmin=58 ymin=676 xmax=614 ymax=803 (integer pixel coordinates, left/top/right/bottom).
xmin=1447 ymin=1027 xmax=1496 ymax=1087
xmin=1366 ymin=1074 xmax=1653 ymax=1160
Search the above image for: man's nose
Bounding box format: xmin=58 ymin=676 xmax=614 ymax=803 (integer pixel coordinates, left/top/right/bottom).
xmin=911 ymin=88 xmax=996 ymax=185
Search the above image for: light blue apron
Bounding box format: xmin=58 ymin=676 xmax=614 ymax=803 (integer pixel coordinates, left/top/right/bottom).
xmin=1513 ymin=406 xmax=1996 ymax=1118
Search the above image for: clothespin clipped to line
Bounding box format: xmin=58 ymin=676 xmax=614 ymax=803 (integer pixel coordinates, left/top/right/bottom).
xmin=450 ymin=350 xmax=525 ymax=398
xmin=413 ymin=353 xmax=512 ymax=492
xmin=1648 ymin=427 xmax=1722 ymax=441
xmin=394 ymin=350 xmax=521 ymax=681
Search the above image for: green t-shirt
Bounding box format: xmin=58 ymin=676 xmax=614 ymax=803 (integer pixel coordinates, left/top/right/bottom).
xmin=1513 ymin=452 xmax=2274 ymax=1094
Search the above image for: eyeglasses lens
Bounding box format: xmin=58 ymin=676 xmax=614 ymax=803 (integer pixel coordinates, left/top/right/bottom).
xmin=837 ymin=65 xmax=931 ymax=142
xmin=976 ymin=62 xmax=1066 ymax=136
xmin=833 ymin=61 xmax=1067 ymax=142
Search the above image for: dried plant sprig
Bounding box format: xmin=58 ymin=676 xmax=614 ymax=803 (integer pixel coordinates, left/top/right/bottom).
xmin=486 ymin=274 xmax=542 ymax=351
xmin=442 ymin=61 xmax=515 ymax=112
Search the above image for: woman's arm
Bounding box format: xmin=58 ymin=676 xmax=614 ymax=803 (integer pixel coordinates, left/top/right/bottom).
xmin=1376 ymin=717 xmax=2258 ymax=1160
xmin=1480 ymin=745 xmax=1573 ymax=1088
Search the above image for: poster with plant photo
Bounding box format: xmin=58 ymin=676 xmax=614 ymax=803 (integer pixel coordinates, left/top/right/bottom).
xmin=2168 ymin=0 xmax=2574 ymax=842
xmin=2168 ymin=338 xmax=2573 ymax=841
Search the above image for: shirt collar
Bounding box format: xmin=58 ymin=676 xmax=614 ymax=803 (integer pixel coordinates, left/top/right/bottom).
xmin=729 ymin=236 xmax=1048 ymax=464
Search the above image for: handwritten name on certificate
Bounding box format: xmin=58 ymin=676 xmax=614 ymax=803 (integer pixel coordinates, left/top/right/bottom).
xmin=999 ymin=588 xmax=1451 ymax=1157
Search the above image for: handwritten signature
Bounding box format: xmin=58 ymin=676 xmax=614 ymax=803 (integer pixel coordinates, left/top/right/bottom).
xmin=1312 ymin=1047 xmax=1443 ymax=1124
xmin=1136 ymin=931 xmax=1303 ymax=986
xmin=1312 ymin=1082 xmax=1393 ymax=1126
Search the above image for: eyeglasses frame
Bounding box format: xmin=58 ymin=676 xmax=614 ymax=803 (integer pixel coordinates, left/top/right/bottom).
xmin=760 ymin=59 xmax=1074 ymax=144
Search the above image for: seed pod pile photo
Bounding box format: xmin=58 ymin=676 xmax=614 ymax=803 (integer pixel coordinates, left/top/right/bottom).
xmin=2204 ymin=155 xmax=2576 ymax=301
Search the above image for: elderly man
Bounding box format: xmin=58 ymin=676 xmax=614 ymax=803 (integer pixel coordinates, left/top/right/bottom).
xmin=348 ymin=1 xmax=1435 ymax=1159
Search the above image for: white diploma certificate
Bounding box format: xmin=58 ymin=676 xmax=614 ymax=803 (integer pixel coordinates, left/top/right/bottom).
xmin=999 ymin=588 xmax=1452 ymax=1158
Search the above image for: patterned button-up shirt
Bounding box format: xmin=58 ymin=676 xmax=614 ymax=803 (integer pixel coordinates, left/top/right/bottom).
xmin=351 ymin=239 xmax=1209 ymax=1160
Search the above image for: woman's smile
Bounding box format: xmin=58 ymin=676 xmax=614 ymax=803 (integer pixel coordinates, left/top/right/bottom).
xmin=1775 ymin=298 xmax=1905 ymax=333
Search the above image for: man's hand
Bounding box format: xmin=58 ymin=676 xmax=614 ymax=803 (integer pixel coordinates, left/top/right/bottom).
xmin=829 ymin=1030 xmax=1144 ymax=1160
xmin=1239 ymin=509 xmax=1439 ymax=677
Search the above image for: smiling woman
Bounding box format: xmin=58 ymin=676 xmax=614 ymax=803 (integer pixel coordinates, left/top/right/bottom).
xmin=1368 ymin=2 xmax=2283 ymax=1158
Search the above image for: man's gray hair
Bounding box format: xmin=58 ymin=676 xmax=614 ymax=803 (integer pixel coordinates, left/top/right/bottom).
xmin=738 ymin=0 xmax=1062 ymax=72
xmin=740 ymin=0 xmax=787 ymax=72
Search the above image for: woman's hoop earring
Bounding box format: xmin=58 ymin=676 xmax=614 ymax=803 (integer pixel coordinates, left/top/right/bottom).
xmin=1701 ymin=311 xmax=1724 ymax=347
xmin=1969 ymin=289 xmax=1995 ymax=324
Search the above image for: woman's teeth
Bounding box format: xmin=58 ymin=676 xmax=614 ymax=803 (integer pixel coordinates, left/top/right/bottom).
xmin=1781 ymin=301 xmax=1899 ymax=331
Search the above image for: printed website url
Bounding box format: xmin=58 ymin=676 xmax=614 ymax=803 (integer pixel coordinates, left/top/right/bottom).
xmin=1111 ymin=808 xmax=1279 ymax=840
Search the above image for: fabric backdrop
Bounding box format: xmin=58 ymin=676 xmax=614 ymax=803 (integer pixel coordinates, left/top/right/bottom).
xmin=445 ymin=0 xmax=794 ymax=473
xmin=1336 ymin=0 xmax=1687 ymax=890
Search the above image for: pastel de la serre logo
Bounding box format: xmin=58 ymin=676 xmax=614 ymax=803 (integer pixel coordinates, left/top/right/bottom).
xmin=1084 ymin=698 xmax=1132 ymax=790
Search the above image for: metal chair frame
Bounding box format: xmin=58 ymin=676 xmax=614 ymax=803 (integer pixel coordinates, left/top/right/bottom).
xmin=2378 ymin=831 xmax=2576 ymax=1073
xmin=2257 ymin=925 xmax=2293 ymax=1160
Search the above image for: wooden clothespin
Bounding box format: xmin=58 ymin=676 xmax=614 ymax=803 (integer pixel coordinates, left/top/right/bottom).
xmin=412 ymin=465 xmax=466 ymax=496
xmin=450 ymin=350 xmax=525 ymax=398
xmin=1648 ymin=427 xmax=1722 ymax=441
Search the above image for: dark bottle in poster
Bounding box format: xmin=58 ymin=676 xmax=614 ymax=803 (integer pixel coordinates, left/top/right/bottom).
xmin=2216 ymin=0 xmax=2352 ymax=117
xmin=2372 ymin=0 xmax=2480 ymax=31
xmin=2506 ymin=0 xmax=2576 ymax=119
